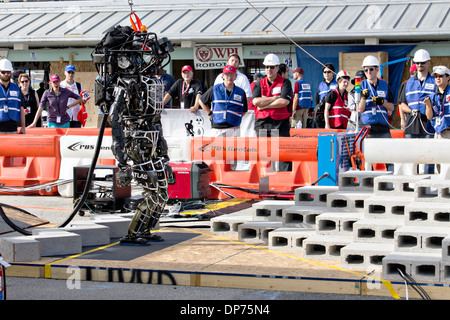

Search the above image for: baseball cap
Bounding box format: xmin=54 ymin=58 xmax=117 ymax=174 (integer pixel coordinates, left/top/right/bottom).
xmin=293 ymin=67 xmax=304 ymax=74
xmin=49 ymin=74 xmax=60 ymax=82
xmin=432 ymin=65 xmax=450 ymax=76
xmin=223 ymin=65 xmax=236 ymax=74
xmin=181 ymin=65 xmax=193 ymax=72
xmin=65 ymin=64 xmax=76 ymax=72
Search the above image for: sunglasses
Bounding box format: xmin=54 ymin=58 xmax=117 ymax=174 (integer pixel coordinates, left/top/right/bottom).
xmin=364 ymin=67 xmax=377 ymax=72
xmin=21 ymin=80 xmax=29 ymax=83
xmin=0 ymin=71 xmax=11 ymax=74
xmin=265 ymin=66 xmax=276 ymax=69
xmin=323 ymin=70 xmax=333 ymax=74
xmin=415 ymin=62 xmax=427 ymax=65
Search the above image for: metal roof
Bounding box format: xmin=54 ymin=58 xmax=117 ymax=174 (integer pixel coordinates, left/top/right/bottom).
xmin=0 ymin=0 xmax=449 ymax=47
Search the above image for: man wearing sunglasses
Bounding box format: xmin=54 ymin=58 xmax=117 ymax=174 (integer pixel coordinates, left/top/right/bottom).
xmin=398 ymin=49 xmax=436 ymax=174
xmin=425 ymin=66 xmax=450 ymax=139
xmin=359 ymin=55 xmax=395 ymax=171
xmin=0 ymin=59 xmax=25 ymax=134
xmin=252 ymin=53 xmax=293 ymax=171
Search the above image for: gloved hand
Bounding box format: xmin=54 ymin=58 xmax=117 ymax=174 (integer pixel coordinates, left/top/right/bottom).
xmin=362 ymin=89 xmax=370 ymax=99
xmin=372 ymin=96 xmax=384 ymax=105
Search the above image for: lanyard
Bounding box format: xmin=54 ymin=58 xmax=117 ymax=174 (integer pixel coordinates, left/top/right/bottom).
xmin=181 ymin=81 xmax=190 ymax=98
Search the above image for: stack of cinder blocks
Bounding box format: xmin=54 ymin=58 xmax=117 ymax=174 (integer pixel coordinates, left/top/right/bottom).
xmin=382 ymin=179 xmax=450 ymax=283
xmin=302 ymin=171 xmax=390 ymax=261
xmin=0 ymin=214 xmax=134 ymax=262
xmin=211 ymin=170 xmax=450 ymax=284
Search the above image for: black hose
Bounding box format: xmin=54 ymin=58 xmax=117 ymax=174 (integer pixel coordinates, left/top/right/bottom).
xmin=57 ymin=112 xmax=109 ymax=228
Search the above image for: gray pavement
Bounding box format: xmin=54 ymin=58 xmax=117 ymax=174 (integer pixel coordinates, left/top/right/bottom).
xmin=5 ymin=276 xmax=394 ymax=300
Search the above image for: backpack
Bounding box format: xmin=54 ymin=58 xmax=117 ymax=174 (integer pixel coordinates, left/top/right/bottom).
xmin=313 ymin=98 xmax=326 ymax=128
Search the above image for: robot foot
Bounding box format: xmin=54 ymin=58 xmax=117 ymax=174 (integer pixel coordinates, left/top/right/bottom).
xmin=139 ymin=232 xmax=164 ymax=242
xmin=119 ymin=235 xmax=150 ymax=246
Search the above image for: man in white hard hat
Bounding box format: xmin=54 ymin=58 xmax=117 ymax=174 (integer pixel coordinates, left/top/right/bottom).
xmin=0 ymin=59 xmax=25 ymax=134
xmin=425 ymin=66 xmax=450 ymax=139
xmin=358 ymin=55 xmax=395 ymax=171
xmin=252 ymin=53 xmax=293 ymax=171
xmin=398 ymin=49 xmax=436 ymax=174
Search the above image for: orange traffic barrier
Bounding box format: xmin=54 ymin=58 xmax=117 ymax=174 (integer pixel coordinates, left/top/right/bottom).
xmin=0 ymin=135 xmax=61 ymax=195
xmin=192 ymin=135 xmax=320 ymax=199
xmin=25 ymin=127 xmax=112 ymax=136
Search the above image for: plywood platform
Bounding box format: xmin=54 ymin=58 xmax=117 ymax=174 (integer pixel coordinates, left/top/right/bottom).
xmin=2 ymin=195 xmax=450 ymax=300
xmin=3 ymin=225 xmax=448 ymax=300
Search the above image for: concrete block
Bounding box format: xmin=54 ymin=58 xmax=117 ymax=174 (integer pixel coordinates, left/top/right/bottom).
xmin=0 ymin=235 xmax=40 ymax=262
xmin=238 ymin=221 xmax=282 ymax=244
xmin=252 ymin=200 xmax=294 ymax=222
xmin=268 ymin=228 xmax=315 ymax=251
xmin=210 ymin=214 xmax=253 ymax=235
xmin=383 ymin=252 xmax=442 ymax=283
xmin=65 ymin=222 xmax=111 ymax=246
xmin=441 ymin=235 xmax=450 ymax=263
xmin=281 ymin=205 xmax=325 ymax=228
xmin=326 ymin=191 xmax=373 ymax=213
xmin=294 ymin=186 xmax=338 ymax=207
xmin=90 ymin=215 xmax=131 ymax=239
xmin=364 ymin=196 xmax=413 ymax=220
xmin=394 ymin=226 xmax=450 ymax=253
xmin=338 ymin=170 xmax=391 ymax=192
xmin=31 ymin=230 xmax=82 ymax=257
xmin=440 ymin=261 xmax=450 ymax=283
xmin=405 ymin=202 xmax=450 ymax=228
xmin=341 ymin=242 xmax=394 ymax=270
xmin=353 ymin=219 xmax=403 ymax=244
xmin=303 ymin=235 xmax=352 ymax=260
xmin=315 ymin=211 xmax=363 ymax=236
xmin=373 ymin=175 xmax=430 ymax=196
xmin=414 ymin=179 xmax=450 ymax=203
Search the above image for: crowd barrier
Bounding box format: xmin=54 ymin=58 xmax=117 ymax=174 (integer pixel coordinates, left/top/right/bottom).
xmin=0 ymin=127 xmax=406 ymax=198
xmin=191 ymin=134 xmax=322 ymax=199
xmin=0 ymin=134 xmax=61 ymax=195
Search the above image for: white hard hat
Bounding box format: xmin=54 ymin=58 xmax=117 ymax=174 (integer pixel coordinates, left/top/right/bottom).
xmin=432 ymin=65 xmax=450 ymax=76
xmin=336 ymin=70 xmax=351 ymax=81
xmin=362 ymin=55 xmax=379 ymax=67
xmin=413 ymin=49 xmax=431 ymax=63
xmin=0 ymin=59 xmax=13 ymax=72
xmin=263 ymin=53 xmax=280 ymax=66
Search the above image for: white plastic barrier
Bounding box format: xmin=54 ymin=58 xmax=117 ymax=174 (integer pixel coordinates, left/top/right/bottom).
xmin=160 ymin=109 xmax=256 ymax=138
xmin=58 ymin=135 xmax=115 ymax=197
xmin=364 ymin=138 xmax=450 ymax=178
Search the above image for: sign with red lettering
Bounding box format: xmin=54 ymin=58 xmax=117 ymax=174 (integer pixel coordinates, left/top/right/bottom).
xmin=194 ymin=44 xmax=244 ymax=70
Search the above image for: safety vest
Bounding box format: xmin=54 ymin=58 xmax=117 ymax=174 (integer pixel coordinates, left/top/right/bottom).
xmin=0 ymin=82 xmax=21 ymax=122
xmin=360 ymin=79 xmax=390 ymax=126
xmin=255 ymin=75 xmax=290 ymax=120
xmin=429 ymin=85 xmax=450 ymax=134
xmin=318 ymin=80 xmax=338 ymax=102
xmin=295 ymin=78 xmax=312 ymax=110
xmin=405 ymin=73 xmax=436 ymax=115
xmin=212 ymin=83 xmax=245 ymax=126
xmin=328 ymin=89 xmax=351 ymax=128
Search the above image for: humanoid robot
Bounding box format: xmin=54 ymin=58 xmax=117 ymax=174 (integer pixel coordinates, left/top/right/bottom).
xmin=92 ymin=22 xmax=174 ymax=245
